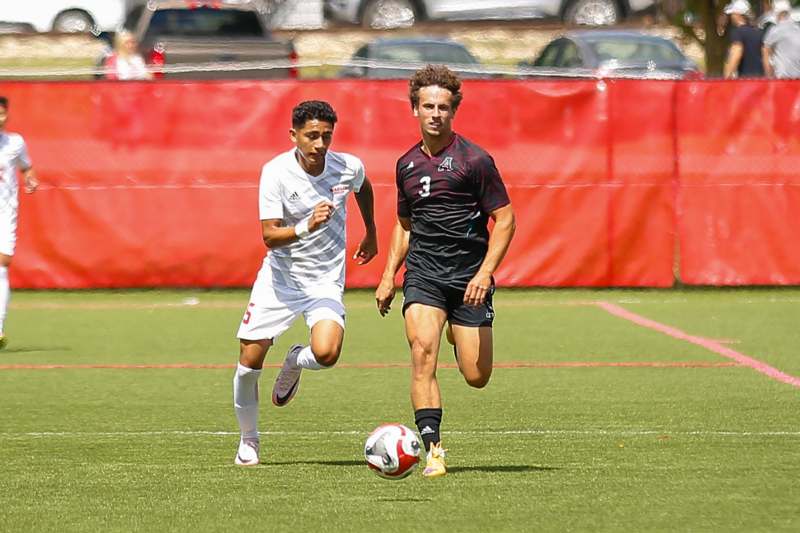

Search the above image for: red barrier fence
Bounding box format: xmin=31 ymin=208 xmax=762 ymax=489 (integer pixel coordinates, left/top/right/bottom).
xmin=1 ymin=79 xmax=799 ymax=288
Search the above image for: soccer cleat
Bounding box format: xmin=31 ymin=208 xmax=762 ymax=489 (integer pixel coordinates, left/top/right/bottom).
xmin=422 ymin=442 xmax=447 ymax=478
xmin=234 ymin=439 xmax=260 ymax=466
xmin=272 ymin=344 xmax=303 ymax=407
xmin=0 ymin=336 xmax=6 ymax=350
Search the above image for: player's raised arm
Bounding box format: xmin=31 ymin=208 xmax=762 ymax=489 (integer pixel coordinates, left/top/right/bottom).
xmin=353 ymin=177 xmax=377 ymax=265
xmin=375 ymin=217 xmax=410 ymax=316
xmin=261 ymin=200 xmax=335 ymax=249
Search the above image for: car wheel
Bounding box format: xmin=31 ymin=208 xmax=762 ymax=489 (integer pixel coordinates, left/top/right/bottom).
xmin=362 ymin=0 xmax=417 ymax=29
xmin=564 ymin=0 xmax=621 ymax=26
xmin=53 ymin=10 xmax=95 ymax=33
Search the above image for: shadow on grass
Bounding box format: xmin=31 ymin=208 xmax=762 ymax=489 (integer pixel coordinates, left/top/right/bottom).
xmin=266 ymin=461 xmax=557 ymax=475
xmin=449 ymin=465 xmax=558 ymax=474
xmin=267 ymin=460 xmax=364 ymax=467
xmin=376 ymin=497 xmax=434 ymax=502
xmin=1 ymin=346 xmax=71 ymax=354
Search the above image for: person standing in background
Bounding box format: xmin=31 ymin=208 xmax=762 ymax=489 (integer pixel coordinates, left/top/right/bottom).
xmin=724 ymin=0 xmax=765 ymax=78
xmin=762 ymin=0 xmax=800 ymax=78
xmin=103 ymin=30 xmax=152 ymax=81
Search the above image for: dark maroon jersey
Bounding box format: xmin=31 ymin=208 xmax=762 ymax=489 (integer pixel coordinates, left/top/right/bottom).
xmin=396 ymin=133 xmax=510 ymax=289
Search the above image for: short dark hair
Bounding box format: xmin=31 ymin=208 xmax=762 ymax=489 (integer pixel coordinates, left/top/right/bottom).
xmin=408 ymin=65 xmax=463 ymax=111
xmin=0 ymin=96 xmax=7 ymax=110
xmin=292 ymin=100 xmax=337 ymax=129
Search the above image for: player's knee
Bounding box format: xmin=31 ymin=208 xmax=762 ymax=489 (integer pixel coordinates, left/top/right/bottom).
xmin=462 ymin=368 xmax=492 ymax=389
xmin=238 ymin=339 xmax=270 ymax=369
xmin=314 ymin=345 xmax=341 ymax=367
xmin=410 ymin=339 xmax=437 ymax=361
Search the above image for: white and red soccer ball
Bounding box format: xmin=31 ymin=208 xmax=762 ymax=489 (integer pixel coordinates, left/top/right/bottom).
xmin=364 ymin=423 xmax=421 ymax=480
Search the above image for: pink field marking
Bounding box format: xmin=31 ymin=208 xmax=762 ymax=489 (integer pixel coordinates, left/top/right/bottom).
xmin=595 ymin=301 xmax=800 ymax=389
xmin=0 ymin=361 xmax=738 ymax=371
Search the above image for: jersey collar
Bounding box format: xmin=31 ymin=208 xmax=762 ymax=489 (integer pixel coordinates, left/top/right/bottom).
xmin=418 ymin=132 xmax=458 ymax=159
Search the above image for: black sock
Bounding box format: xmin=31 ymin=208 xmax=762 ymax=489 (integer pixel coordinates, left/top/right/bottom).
xmin=414 ymin=408 xmax=442 ymax=453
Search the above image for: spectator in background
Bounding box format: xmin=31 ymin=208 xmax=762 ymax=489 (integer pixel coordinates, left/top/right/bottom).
xmin=0 ymin=96 xmax=38 ymax=349
xmin=723 ymin=0 xmax=765 ymax=78
xmin=103 ymin=30 xmax=152 ymax=80
xmin=762 ymin=0 xmax=800 ymax=78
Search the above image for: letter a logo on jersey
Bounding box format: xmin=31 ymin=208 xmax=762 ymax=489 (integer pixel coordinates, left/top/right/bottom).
xmin=437 ymin=156 xmax=454 ymax=172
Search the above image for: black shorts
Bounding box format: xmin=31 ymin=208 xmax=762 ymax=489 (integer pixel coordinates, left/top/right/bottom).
xmin=402 ymin=276 xmax=495 ymax=328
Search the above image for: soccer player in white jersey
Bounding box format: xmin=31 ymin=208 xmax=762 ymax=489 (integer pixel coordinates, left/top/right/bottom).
xmin=0 ymin=96 xmax=39 ymax=349
xmin=233 ymin=100 xmax=377 ymax=466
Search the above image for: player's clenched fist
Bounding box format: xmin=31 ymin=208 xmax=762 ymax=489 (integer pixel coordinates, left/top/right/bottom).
xmin=308 ymin=200 xmax=335 ymax=232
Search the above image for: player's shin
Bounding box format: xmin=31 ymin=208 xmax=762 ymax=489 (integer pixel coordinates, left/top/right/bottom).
xmin=0 ymin=266 xmax=8 ymax=334
xmin=233 ymin=363 xmax=262 ymax=441
xmin=414 ymin=407 xmax=442 ymax=452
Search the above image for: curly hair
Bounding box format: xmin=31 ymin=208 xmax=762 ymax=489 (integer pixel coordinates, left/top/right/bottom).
xmin=292 ymin=100 xmax=338 ymax=129
xmin=408 ymin=65 xmax=463 ymax=111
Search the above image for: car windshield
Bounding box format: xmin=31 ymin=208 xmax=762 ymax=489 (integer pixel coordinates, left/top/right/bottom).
xmin=587 ymin=38 xmax=685 ymax=64
xmin=375 ymin=43 xmax=476 ymax=64
xmin=146 ymin=7 xmax=264 ymax=38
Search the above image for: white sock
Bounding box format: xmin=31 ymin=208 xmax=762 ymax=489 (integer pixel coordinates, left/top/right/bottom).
xmin=0 ymin=266 xmax=8 ymax=334
xmin=233 ymin=363 xmax=261 ymax=441
xmin=294 ymin=345 xmax=324 ymax=370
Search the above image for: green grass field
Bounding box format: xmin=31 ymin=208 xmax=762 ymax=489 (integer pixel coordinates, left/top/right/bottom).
xmin=1 ymin=288 xmax=798 ymax=532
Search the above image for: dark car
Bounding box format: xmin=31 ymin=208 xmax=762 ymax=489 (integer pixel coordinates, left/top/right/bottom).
xmin=519 ymin=30 xmax=702 ymax=79
xmin=338 ymin=36 xmax=486 ymax=79
xmin=113 ymin=0 xmax=298 ymax=79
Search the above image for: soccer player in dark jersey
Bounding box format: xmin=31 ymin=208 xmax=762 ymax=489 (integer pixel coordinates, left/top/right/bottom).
xmin=375 ymin=65 xmax=516 ymax=478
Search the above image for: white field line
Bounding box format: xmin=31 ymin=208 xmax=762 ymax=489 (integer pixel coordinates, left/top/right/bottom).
xmin=1 ymin=429 xmax=798 ymax=438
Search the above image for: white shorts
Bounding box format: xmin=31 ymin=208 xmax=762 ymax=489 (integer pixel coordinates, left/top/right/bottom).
xmin=236 ymin=267 xmax=345 ymax=342
xmin=0 ymin=210 xmax=18 ymax=256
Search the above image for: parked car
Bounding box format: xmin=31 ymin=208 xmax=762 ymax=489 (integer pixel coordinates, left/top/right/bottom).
xmin=338 ymin=36 xmax=485 ymax=79
xmin=758 ymin=0 xmax=800 ymax=28
xmin=324 ymin=0 xmax=657 ymax=29
xmin=0 ymin=0 xmax=127 ymax=33
xmin=518 ymin=30 xmax=702 ymax=79
xmin=117 ymin=0 xmax=297 ymax=79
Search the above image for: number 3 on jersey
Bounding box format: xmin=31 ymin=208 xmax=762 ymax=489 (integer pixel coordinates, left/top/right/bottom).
xmin=419 ymin=176 xmax=431 ymax=198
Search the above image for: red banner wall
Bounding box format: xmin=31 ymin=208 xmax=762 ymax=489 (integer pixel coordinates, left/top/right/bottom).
xmin=676 ymin=80 xmax=800 ymax=285
xmin=1 ymin=79 xmax=796 ymax=288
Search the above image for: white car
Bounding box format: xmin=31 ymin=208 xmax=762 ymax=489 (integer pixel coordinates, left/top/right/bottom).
xmin=325 ymin=0 xmax=657 ymax=29
xmin=0 ymin=0 xmax=128 ymax=33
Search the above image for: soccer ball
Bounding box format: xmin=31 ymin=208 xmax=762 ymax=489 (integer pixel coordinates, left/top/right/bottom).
xmin=364 ymin=423 xmax=421 ymax=480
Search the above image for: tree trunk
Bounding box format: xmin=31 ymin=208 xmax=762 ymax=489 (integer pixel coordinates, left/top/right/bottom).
xmin=702 ymin=1 xmax=727 ymax=76
xmin=669 ymin=0 xmax=728 ymax=77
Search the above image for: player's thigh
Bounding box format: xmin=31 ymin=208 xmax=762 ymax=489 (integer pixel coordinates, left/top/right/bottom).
xmin=451 ymin=325 xmax=493 ymax=378
xmin=309 ymin=320 xmax=344 ymax=360
xmin=237 ymin=280 xmax=304 ymax=364
xmin=304 ymin=291 xmax=346 ymax=357
xmin=0 ymin=211 xmax=17 ymax=263
xmin=402 ymin=277 xmax=449 ymax=355
xmin=238 ymin=338 xmax=273 ymax=369
xmin=403 ymin=303 xmax=448 ymax=362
